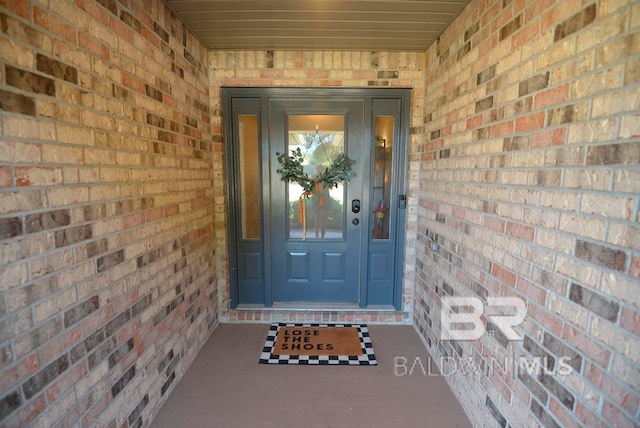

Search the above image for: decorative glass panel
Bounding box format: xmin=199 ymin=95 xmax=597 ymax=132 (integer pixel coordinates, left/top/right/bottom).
xmin=287 ymin=114 xmax=345 ymax=240
xmin=372 ymin=116 xmax=394 ymax=240
xmin=238 ymin=115 xmax=261 ymax=239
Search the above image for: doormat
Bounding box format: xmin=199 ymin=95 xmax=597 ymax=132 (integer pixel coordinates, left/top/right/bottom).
xmin=259 ymin=323 xmax=377 ymax=365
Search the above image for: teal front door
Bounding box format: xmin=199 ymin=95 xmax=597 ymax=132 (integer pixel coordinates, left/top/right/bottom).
xmin=269 ymin=98 xmax=364 ymax=303
xmin=223 ymin=88 xmax=410 ymax=309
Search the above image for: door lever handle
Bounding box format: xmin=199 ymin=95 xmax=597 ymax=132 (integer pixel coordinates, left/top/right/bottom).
xmin=351 ymin=199 xmax=361 ymax=213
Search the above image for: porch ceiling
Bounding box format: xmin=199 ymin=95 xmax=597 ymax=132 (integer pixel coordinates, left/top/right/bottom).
xmin=165 ymin=0 xmax=470 ymax=51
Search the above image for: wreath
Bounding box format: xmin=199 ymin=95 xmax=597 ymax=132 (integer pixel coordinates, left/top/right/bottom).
xmin=276 ymin=148 xmax=355 ymax=240
xmin=276 ymin=148 xmax=355 ymax=196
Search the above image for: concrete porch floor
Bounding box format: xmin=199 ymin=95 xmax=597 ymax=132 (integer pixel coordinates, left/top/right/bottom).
xmin=151 ymin=324 xmax=472 ymax=428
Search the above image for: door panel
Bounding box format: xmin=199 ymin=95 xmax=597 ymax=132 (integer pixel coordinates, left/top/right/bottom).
xmin=287 ymin=252 xmax=309 ymax=280
xmin=322 ymin=252 xmax=345 ymax=281
xmin=229 ymin=99 xmax=266 ymax=304
xmin=270 ymin=99 xmax=364 ymax=303
xmin=241 ymin=252 xmax=262 ymax=280
xmin=366 ymin=99 xmax=403 ymax=306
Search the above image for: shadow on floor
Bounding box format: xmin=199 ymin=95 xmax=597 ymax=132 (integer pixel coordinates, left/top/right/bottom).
xmin=151 ymin=324 xmax=472 ymax=428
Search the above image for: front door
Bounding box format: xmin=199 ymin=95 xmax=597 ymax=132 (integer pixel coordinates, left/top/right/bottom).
xmin=269 ymin=98 xmax=364 ymax=303
xmin=223 ymin=88 xmax=410 ymax=310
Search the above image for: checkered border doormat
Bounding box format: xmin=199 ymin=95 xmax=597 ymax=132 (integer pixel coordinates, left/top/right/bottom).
xmin=259 ymin=323 xmax=377 ymax=365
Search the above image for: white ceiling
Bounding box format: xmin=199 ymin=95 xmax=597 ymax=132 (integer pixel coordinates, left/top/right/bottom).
xmin=165 ymin=0 xmax=470 ymax=51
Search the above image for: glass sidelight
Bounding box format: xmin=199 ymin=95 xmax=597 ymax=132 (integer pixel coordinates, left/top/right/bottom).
xmin=286 ymin=114 xmax=345 ymax=240
xmin=238 ymin=115 xmax=261 ymax=240
xmin=372 ymin=116 xmax=394 ymax=240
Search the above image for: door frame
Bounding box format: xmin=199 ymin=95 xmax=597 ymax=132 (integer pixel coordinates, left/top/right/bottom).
xmin=223 ymin=87 xmax=411 ymax=310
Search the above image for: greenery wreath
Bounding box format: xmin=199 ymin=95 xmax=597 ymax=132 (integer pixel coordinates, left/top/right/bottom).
xmin=276 ymin=148 xmax=355 ymax=196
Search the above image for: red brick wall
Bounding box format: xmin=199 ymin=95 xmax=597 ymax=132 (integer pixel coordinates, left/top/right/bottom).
xmin=0 ymin=0 xmax=217 ymax=426
xmin=414 ymin=0 xmax=639 ymax=426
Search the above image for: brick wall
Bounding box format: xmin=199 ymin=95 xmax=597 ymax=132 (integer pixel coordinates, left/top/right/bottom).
xmin=209 ymin=50 xmax=425 ymax=323
xmin=2 ymin=0 xmax=639 ymax=426
xmin=414 ymin=0 xmax=639 ymax=426
xmin=0 ymin=0 xmax=216 ymax=426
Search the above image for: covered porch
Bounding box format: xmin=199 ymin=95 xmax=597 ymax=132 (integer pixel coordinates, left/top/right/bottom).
xmin=151 ymin=324 xmax=471 ymax=428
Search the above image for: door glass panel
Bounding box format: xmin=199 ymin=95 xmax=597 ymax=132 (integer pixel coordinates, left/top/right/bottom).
xmin=238 ymin=115 xmax=261 ymax=240
xmin=372 ymin=116 xmax=394 ymax=240
xmin=287 ymin=114 xmax=345 ymax=240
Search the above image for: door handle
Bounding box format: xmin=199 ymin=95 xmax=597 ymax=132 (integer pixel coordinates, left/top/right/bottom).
xmin=351 ymin=199 xmax=361 ymax=213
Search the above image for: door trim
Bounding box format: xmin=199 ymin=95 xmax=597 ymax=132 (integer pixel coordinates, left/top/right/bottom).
xmin=223 ymin=87 xmax=411 ymax=311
